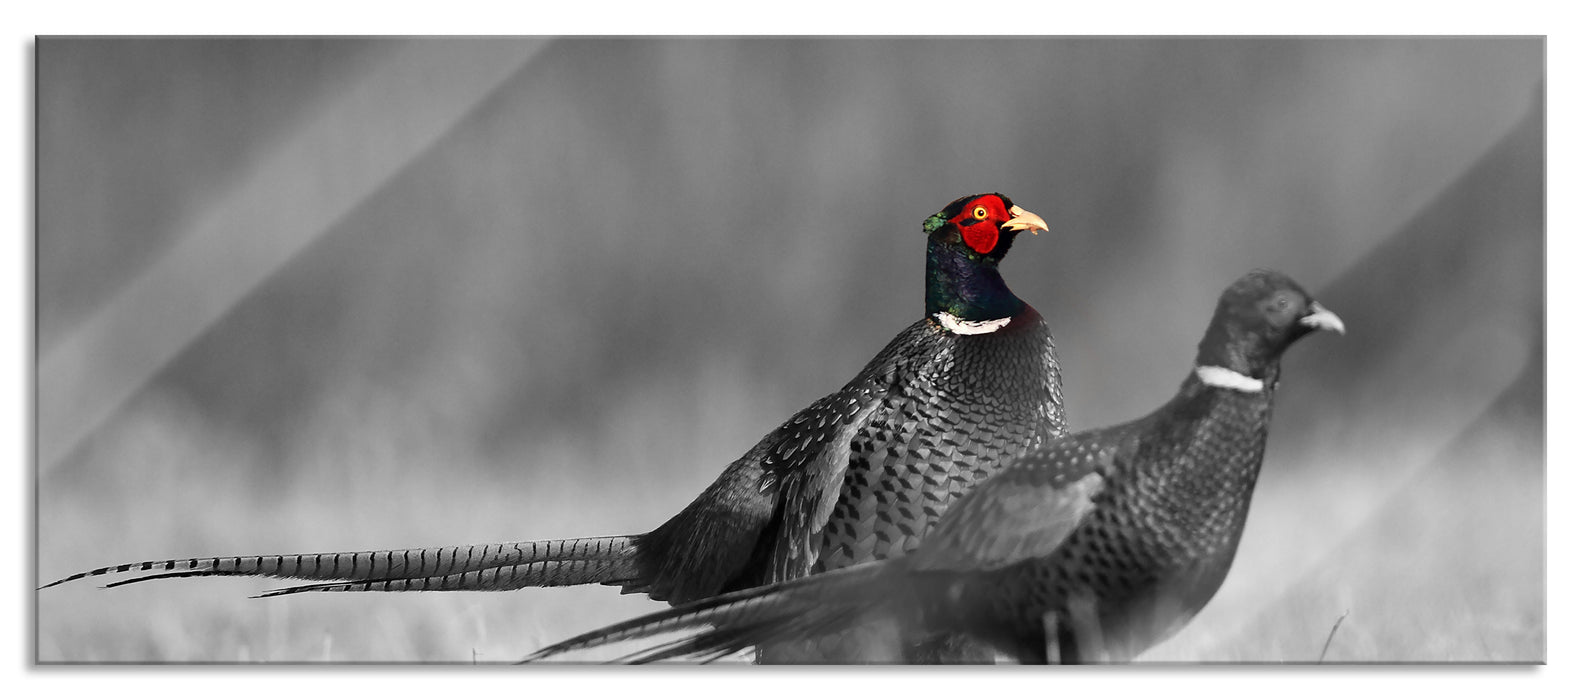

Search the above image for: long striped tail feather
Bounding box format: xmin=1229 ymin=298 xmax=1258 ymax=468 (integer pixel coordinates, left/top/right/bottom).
xmin=40 ymin=536 xmax=639 ymax=594
xmin=615 ymin=608 xmax=821 ymax=664
xmin=252 ymin=556 xmax=645 ymax=597
xmin=524 ymin=561 xmax=890 ymax=664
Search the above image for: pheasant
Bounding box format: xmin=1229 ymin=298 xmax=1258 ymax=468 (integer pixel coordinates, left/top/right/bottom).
xmin=42 ymin=193 xmax=1063 ymax=663
xmin=525 ymin=269 xmax=1344 ymax=664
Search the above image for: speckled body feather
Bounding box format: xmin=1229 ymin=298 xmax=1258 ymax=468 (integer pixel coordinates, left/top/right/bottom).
xmin=817 ymin=311 xmax=1064 ymax=573
xmin=916 ymin=375 xmax=1272 ymax=662
xmin=754 ymin=306 xmax=1062 ymax=662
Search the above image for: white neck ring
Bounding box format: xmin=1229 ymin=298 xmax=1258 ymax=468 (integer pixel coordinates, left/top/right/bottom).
xmin=934 ymin=312 xmax=1013 ymax=335
xmin=1195 ymin=365 xmax=1264 ymax=393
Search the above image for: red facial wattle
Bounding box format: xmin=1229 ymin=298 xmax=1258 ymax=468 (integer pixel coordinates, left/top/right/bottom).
xmin=961 ymin=223 xmax=998 ymax=254
xmin=955 ymin=197 xmax=1011 ymax=254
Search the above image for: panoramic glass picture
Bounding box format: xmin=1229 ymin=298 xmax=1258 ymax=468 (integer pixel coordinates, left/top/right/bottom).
xmin=37 ymin=37 xmax=1542 ymax=664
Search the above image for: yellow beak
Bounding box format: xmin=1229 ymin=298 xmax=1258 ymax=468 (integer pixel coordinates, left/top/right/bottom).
xmin=1002 ymin=205 xmax=1050 ymax=234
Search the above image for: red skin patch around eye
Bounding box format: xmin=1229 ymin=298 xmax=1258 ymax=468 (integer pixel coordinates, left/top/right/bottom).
xmin=962 ymin=225 xmax=999 ymax=254
xmin=956 ymin=197 xmax=1009 ymax=254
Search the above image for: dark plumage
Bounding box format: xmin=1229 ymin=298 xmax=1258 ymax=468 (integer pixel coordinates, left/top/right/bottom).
xmin=525 ymin=269 xmax=1344 ymax=664
xmin=41 ymin=194 xmax=1064 ymax=664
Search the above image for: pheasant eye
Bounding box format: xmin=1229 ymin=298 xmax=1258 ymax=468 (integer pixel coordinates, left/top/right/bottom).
xmin=972 ymin=206 xmax=988 ymax=220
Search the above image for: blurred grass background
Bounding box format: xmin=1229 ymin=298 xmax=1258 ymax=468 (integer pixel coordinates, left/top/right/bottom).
xmin=36 ymin=37 xmax=1542 ymax=663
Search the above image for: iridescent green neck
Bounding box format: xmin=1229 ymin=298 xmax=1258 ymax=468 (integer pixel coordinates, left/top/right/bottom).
xmin=924 ymin=235 xmax=1025 ymax=321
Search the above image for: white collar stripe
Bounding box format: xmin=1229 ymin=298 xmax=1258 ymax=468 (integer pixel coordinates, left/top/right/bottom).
xmin=1195 ymin=366 xmax=1264 ymax=393
xmin=934 ymin=312 xmax=1013 ymax=335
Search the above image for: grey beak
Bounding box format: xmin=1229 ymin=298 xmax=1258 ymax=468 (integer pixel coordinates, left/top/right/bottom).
xmin=1299 ymin=301 xmax=1345 ymax=335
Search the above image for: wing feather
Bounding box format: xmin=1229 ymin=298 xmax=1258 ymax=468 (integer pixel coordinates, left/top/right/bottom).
xmin=905 ymin=428 xmax=1133 ymax=573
